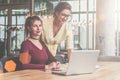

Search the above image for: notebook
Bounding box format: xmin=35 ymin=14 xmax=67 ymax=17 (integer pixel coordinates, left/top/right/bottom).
xmin=52 ymin=50 xmax=100 ymax=75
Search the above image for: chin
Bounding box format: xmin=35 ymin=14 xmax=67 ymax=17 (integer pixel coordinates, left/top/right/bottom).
xmin=62 ymin=20 xmax=66 ymax=23
xmin=60 ymin=21 xmax=65 ymax=25
xmin=36 ymin=33 xmax=41 ymax=36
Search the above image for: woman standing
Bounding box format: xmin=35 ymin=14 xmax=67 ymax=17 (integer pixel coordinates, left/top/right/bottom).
xmin=42 ymin=2 xmax=73 ymax=59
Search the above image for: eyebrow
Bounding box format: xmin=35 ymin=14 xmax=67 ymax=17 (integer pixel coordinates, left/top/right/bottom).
xmin=61 ymin=13 xmax=71 ymax=16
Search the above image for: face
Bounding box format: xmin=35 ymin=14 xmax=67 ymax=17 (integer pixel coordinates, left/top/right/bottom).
xmin=56 ymin=9 xmax=71 ymax=24
xmin=28 ymin=20 xmax=42 ymax=37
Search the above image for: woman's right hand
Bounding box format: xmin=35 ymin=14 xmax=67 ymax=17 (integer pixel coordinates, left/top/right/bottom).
xmin=45 ymin=62 xmax=61 ymax=70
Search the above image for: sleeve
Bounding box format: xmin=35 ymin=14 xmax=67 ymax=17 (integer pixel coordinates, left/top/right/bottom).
xmin=22 ymin=64 xmax=45 ymax=69
xmin=20 ymin=41 xmax=46 ymax=69
xmin=20 ymin=41 xmax=30 ymax=53
xmin=20 ymin=41 xmax=31 ymax=64
xmin=66 ymin=23 xmax=74 ymax=49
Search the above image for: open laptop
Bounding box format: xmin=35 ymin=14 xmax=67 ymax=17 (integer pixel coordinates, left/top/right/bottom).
xmin=52 ymin=50 xmax=100 ymax=75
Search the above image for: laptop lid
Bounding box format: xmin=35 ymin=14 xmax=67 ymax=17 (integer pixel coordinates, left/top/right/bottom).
xmin=66 ymin=50 xmax=100 ymax=75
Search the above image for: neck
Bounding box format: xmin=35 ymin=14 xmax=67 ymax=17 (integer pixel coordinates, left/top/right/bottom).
xmin=30 ymin=36 xmax=39 ymax=40
xmin=54 ymin=18 xmax=62 ymax=27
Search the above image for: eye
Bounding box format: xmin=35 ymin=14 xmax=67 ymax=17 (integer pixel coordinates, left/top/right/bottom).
xmin=32 ymin=25 xmax=37 ymax=27
xmin=61 ymin=13 xmax=70 ymax=18
xmin=39 ymin=25 xmax=42 ymax=27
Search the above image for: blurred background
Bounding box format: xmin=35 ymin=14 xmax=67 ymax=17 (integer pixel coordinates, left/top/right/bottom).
xmin=0 ymin=0 xmax=119 ymax=58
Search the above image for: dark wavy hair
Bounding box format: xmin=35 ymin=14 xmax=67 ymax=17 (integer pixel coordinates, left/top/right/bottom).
xmin=24 ymin=16 xmax=42 ymax=38
xmin=53 ymin=2 xmax=72 ymax=18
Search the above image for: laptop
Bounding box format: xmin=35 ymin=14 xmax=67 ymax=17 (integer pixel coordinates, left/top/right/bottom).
xmin=52 ymin=50 xmax=100 ymax=75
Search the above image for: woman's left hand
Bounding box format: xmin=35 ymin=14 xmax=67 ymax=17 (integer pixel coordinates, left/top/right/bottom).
xmin=55 ymin=61 xmax=61 ymax=69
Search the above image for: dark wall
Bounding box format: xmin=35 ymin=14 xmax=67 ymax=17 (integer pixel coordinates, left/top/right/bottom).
xmin=0 ymin=41 xmax=5 ymax=58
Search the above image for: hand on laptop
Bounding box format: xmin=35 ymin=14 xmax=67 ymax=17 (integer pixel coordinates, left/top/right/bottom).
xmin=45 ymin=61 xmax=61 ymax=70
xmin=56 ymin=61 xmax=61 ymax=69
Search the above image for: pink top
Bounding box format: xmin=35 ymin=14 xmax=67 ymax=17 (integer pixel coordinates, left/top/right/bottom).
xmin=20 ymin=40 xmax=57 ymax=69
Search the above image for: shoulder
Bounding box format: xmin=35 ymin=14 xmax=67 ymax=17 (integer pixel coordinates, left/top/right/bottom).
xmin=43 ymin=17 xmax=53 ymax=23
xmin=42 ymin=17 xmax=54 ymax=27
xmin=21 ymin=39 xmax=31 ymax=46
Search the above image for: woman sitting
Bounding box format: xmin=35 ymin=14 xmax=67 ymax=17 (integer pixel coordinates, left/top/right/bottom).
xmin=20 ymin=16 xmax=60 ymax=70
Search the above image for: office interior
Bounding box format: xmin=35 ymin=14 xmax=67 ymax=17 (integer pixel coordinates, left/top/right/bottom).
xmin=0 ymin=0 xmax=120 ymax=59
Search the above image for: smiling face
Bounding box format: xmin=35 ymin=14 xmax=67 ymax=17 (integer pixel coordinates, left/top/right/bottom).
xmin=28 ymin=20 xmax=42 ymax=37
xmin=55 ymin=9 xmax=71 ymax=24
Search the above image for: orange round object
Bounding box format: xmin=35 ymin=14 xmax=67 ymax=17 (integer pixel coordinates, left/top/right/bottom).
xmin=5 ymin=60 xmax=16 ymax=72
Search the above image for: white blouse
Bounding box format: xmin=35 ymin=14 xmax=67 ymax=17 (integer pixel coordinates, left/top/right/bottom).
xmin=41 ymin=17 xmax=73 ymax=56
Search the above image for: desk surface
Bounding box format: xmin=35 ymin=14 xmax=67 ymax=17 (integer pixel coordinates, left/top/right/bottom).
xmin=0 ymin=62 xmax=120 ymax=80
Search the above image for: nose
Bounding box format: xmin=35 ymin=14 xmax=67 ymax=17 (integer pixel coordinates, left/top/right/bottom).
xmin=63 ymin=17 xmax=68 ymax=21
xmin=37 ymin=26 xmax=42 ymax=30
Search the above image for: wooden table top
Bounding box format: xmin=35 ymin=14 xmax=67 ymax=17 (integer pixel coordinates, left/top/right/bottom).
xmin=0 ymin=62 xmax=120 ymax=80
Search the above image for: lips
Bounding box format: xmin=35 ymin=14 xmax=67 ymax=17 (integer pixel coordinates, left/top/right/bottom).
xmin=36 ymin=31 xmax=41 ymax=33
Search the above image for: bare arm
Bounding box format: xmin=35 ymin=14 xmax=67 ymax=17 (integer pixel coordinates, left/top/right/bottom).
xmin=67 ymin=49 xmax=72 ymax=60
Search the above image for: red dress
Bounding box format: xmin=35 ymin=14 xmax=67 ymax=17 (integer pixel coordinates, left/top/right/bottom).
xmin=20 ymin=40 xmax=57 ymax=69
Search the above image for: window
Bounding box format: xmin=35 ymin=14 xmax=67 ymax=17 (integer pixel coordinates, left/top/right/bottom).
xmin=61 ymin=0 xmax=96 ymax=50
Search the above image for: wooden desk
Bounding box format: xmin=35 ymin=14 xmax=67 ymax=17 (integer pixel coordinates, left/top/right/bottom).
xmin=0 ymin=62 xmax=120 ymax=80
